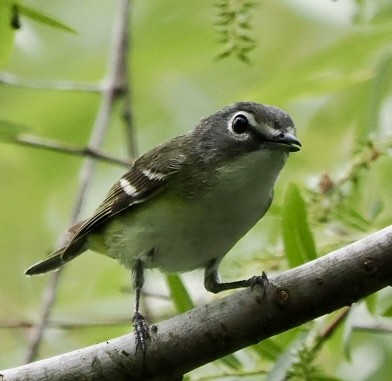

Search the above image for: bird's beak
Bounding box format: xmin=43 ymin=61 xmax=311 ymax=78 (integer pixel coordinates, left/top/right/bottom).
xmin=270 ymin=132 xmax=301 ymax=152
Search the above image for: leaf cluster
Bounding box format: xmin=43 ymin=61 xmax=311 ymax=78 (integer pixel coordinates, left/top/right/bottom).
xmin=307 ymin=137 xmax=392 ymax=233
xmin=213 ymin=0 xmax=257 ymax=63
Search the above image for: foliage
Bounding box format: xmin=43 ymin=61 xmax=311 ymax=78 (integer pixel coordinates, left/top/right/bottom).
xmin=0 ymin=119 xmax=29 ymax=140
xmin=0 ymin=1 xmax=76 ymax=68
xmin=10 ymin=2 xmax=77 ymax=34
xmin=1 ymin=0 xmax=392 ymax=379
xmin=213 ymin=0 xmax=257 ymax=63
xmin=282 ymin=184 xmax=317 ymax=268
xmin=166 ymin=274 xmax=194 ymax=313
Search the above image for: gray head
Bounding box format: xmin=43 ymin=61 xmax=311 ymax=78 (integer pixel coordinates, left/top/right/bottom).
xmin=192 ymin=102 xmax=301 ymax=163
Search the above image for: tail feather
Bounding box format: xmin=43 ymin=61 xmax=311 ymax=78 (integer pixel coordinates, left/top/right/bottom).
xmin=25 ymin=247 xmax=66 ymax=275
xmin=25 ymin=238 xmax=87 ymax=276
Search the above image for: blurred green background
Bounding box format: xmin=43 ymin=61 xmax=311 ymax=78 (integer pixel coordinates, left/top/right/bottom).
xmin=1 ymin=0 xmax=392 ymax=379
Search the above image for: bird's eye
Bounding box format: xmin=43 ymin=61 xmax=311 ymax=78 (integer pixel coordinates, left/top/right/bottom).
xmin=231 ymin=114 xmax=250 ymax=134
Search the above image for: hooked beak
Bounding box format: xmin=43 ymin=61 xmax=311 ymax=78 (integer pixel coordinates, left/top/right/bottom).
xmin=268 ymin=132 xmax=301 ymax=152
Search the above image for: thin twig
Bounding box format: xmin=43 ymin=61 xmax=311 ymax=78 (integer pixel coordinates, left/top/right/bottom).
xmin=14 ymin=133 xmax=130 ymax=167
xmin=24 ymin=0 xmax=132 ymax=363
xmin=109 ymin=0 xmax=137 ymax=159
xmin=0 ymin=319 xmax=132 ymax=330
xmin=0 ymin=72 xmax=101 ymax=93
xmin=122 ymin=78 xmax=137 ymax=158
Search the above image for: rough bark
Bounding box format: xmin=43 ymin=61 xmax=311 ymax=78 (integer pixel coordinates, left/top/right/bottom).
xmin=1 ymin=225 xmax=392 ymax=381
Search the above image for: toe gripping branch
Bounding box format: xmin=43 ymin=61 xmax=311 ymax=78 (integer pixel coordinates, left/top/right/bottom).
xmin=131 ymin=257 xmax=270 ymax=355
xmin=132 ymin=310 xmax=150 ymax=354
xmin=204 ymin=258 xmax=269 ymax=298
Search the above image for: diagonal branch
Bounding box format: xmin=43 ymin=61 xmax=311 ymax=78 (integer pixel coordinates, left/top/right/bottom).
xmin=9 ymin=133 xmax=130 ymax=167
xmin=3 ymin=225 xmax=391 ymax=380
xmin=23 ymin=0 xmax=133 ymax=363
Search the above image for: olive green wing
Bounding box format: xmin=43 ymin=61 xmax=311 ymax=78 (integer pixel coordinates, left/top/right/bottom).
xmin=25 ymin=137 xmax=187 ymax=275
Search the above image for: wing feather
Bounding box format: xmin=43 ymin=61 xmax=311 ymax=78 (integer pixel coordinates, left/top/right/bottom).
xmin=61 ymin=138 xmax=187 ymax=261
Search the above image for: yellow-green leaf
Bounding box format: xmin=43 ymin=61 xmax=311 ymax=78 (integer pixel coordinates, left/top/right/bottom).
xmin=17 ymin=4 xmax=77 ymax=34
xmin=0 ymin=119 xmax=29 ymax=141
xmin=282 ymin=184 xmax=317 ymax=268
xmin=0 ymin=2 xmax=15 ymax=68
xmin=166 ymin=274 xmax=194 ymax=313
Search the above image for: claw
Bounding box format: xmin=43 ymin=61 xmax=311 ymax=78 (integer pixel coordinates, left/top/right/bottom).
xmin=132 ymin=311 xmax=150 ymax=355
xmin=249 ymin=271 xmax=269 ymax=299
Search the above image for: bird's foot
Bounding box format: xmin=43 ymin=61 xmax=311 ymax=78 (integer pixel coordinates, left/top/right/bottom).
xmin=249 ymin=271 xmax=269 ymax=298
xmin=132 ymin=311 xmax=150 ymax=354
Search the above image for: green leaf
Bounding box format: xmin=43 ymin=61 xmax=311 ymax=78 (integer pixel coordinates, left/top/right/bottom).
xmin=365 ymin=293 xmax=378 ymax=315
xmin=366 ymin=52 xmax=392 ymax=133
xmin=0 ymin=119 xmax=29 ymax=141
xmin=342 ymin=311 xmax=353 ymax=360
xmin=17 ymin=4 xmax=77 ymax=34
xmin=0 ymin=2 xmax=15 ymax=68
xmin=238 ymin=34 xmax=255 ymax=43
xmin=252 ymin=338 xmax=283 ymax=361
xmin=166 ymin=274 xmax=194 ymax=313
xmin=10 ymin=3 xmax=21 ymax=29
xmin=282 ymin=184 xmax=317 ymax=268
xmin=237 ymin=51 xmax=251 ymax=64
xmin=308 ymin=377 xmax=344 ymax=381
xmin=382 ymin=302 xmax=392 ymax=317
xmin=215 ymin=49 xmax=232 ymax=61
xmin=219 ymin=353 xmax=242 ymax=370
xmin=266 ymin=330 xmax=309 ymax=381
xmin=332 ymin=203 xmax=371 ymax=232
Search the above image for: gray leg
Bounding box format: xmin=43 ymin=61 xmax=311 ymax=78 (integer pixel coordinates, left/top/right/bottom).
xmin=132 ymin=259 xmax=149 ymax=354
xmin=204 ymin=258 xmax=269 ymax=294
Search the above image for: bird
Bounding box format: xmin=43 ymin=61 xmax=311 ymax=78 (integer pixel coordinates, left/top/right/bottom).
xmin=25 ymin=101 xmax=301 ymax=350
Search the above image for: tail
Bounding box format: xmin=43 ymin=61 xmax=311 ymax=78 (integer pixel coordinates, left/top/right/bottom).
xmin=25 ymin=247 xmax=66 ymax=275
xmin=25 ymin=238 xmax=86 ymax=276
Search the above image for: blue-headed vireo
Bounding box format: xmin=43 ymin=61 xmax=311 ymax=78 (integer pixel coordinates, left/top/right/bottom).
xmin=26 ymin=101 xmax=301 ymax=349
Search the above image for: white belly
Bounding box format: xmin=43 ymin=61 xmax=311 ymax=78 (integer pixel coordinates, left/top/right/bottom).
xmin=90 ymin=150 xmax=288 ymax=273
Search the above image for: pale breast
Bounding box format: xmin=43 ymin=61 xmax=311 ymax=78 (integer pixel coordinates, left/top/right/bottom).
xmin=92 ymin=149 xmax=288 ymax=273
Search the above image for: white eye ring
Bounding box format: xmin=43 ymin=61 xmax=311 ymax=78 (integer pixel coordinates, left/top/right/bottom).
xmin=231 ymin=114 xmax=249 ymax=134
xmin=227 ymin=111 xmax=256 ymax=140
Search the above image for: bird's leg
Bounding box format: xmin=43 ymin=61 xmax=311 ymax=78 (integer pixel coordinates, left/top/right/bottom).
xmin=204 ymin=258 xmax=269 ymax=297
xmin=132 ymin=259 xmax=149 ymax=353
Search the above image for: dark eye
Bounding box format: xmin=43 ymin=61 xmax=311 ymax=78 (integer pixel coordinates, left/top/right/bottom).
xmin=232 ymin=114 xmax=250 ymax=134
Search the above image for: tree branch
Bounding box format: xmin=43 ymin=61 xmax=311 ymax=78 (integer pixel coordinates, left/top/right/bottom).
xmin=23 ymin=0 xmax=133 ymax=363
xmin=3 ymin=225 xmax=391 ymax=380
xmin=10 ymin=133 xmax=130 ymax=167
xmin=111 ymin=0 xmax=137 ymax=159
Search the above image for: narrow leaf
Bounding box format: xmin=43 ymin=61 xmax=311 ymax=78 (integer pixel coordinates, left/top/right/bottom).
xmin=219 ymin=354 xmax=242 ymax=370
xmin=237 ymin=51 xmax=251 ymax=65
xmin=0 ymin=119 xmax=29 ymax=141
xmin=365 ymin=293 xmax=378 ymax=315
xmin=252 ymin=338 xmax=283 ymax=361
xmin=17 ymin=4 xmax=77 ymax=34
xmin=342 ymin=310 xmax=354 ymax=360
xmin=166 ymin=274 xmax=194 ymax=313
xmin=382 ymin=302 xmax=392 ymax=317
xmin=266 ymin=330 xmax=309 ymax=381
xmin=215 ymin=49 xmax=232 ymax=61
xmin=0 ymin=2 xmax=15 ymax=67
xmin=332 ymin=203 xmax=370 ymax=232
xmin=282 ymin=184 xmax=317 ymax=268
xmin=10 ymin=4 xmax=21 ymax=29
